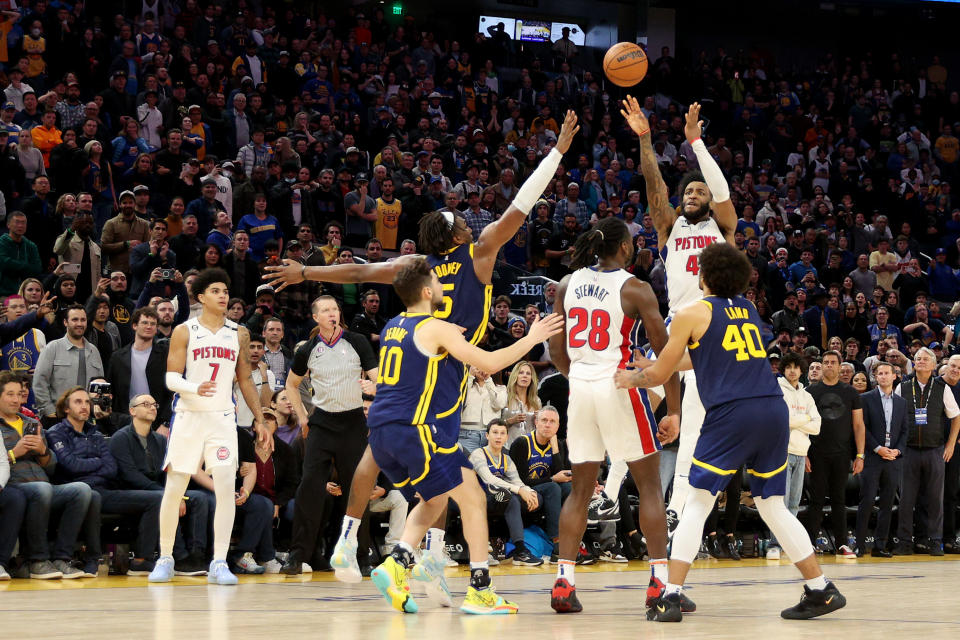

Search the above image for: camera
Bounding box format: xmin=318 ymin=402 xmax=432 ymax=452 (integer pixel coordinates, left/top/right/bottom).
xmin=160 ymin=268 xmax=175 ymax=280
xmin=88 ymin=382 xmax=113 ymax=409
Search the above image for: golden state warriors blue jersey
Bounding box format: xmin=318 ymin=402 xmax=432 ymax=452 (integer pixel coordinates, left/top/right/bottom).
xmin=521 ymin=433 xmax=553 ymax=481
xmin=688 ymin=295 xmax=783 ymax=412
xmin=427 ymin=243 xmax=492 ymax=345
xmin=366 ymin=312 xmax=462 ymax=429
xmin=427 ymin=243 xmax=493 ymax=418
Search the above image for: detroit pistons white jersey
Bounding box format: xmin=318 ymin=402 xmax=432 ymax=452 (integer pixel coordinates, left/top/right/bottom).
xmin=175 ymin=318 xmax=241 ymax=412
xmin=662 ymin=215 xmax=725 ymax=315
xmin=564 ymin=266 xmax=641 ymax=381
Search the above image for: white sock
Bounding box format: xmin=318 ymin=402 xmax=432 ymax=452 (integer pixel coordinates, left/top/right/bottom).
xmin=211 ymin=466 xmax=237 ymax=563
xmin=650 ymin=558 xmax=668 ymax=582
xmin=605 ymin=459 xmax=628 ymax=500
xmin=396 ymin=541 xmax=415 ymax=554
xmin=158 ymin=471 xmax=190 ymax=557
xmin=665 ymin=582 xmax=683 ymax=595
xmin=425 ymin=528 xmax=445 ymax=554
xmin=556 ymin=559 xmax=575 ymax=585
xmin=805 ymin=574 xmax=828 ymax=591
xmin=469 ymin=560 xmax=489 ymax=571
xmin=340 ymin=516 xmax=361 ymax=544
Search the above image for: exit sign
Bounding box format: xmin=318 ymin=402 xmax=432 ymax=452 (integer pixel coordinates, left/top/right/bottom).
xmin=392 ymin=4 xmax=403 ymax=15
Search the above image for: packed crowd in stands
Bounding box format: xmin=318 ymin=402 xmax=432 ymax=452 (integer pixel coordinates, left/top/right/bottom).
xmin=1 ymin=0 xmax=960 ymax=580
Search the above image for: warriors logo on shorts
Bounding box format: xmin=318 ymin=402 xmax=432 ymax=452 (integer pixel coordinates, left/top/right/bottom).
xmin=217 ymin=446 xmax=230 ymax=461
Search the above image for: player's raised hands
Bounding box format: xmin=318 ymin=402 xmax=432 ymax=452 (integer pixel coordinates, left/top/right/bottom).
xmin=527 ymin=313 xmax=564 ymax=342
xmin=263 ymin=258 xmax=305 ymax=292
xmin=556 ymin=110 xmax=580 ymax=154
xmin=620 ymin=95 xmax=650 ymax=137
xmin=685 ymin=102 xmax=704 ymax=142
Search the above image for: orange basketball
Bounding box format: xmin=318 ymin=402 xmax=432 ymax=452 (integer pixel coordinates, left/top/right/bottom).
xmin=603 ymin=42 xmax=648 ymax=88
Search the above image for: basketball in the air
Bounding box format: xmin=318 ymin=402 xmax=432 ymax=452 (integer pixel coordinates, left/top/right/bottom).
xmin=603 ymin=42 xmax=648 ymax=87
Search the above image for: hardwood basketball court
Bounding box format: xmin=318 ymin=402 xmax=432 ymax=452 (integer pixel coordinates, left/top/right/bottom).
xmin=3 ymin=555 xmax=958 ymax=639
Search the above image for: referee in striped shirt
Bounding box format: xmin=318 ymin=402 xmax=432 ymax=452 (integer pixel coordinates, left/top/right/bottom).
xmin=280 ymin=295 xmax=379 ymax=574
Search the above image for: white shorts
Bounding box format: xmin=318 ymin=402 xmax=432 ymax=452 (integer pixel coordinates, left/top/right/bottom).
xmin=567 ymin=377 xmax=661 ymax=464
xmin=164 ymin=410 xmax=238 ymax=474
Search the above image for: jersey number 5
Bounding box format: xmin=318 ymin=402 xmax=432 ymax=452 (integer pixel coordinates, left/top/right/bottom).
xmin=685 ymin=255 xmax=700 ymax=275
xmin=434 ymin=283 xmax=455 ymax=319
xmin=568 ymin=308 xmax=611 ymax=350
xmin=721 ymin=323 xmax=766 ymax=361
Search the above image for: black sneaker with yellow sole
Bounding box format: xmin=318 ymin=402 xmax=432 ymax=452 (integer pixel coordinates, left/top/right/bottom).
xmin=647 ymin=592 xmax=683 ymax=622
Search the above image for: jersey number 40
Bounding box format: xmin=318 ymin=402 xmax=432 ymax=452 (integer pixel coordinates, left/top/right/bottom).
xmin=568 ymin=308 xmax=611 ymax=350
xmin=721 ymin=322 xmax=766 ymax=361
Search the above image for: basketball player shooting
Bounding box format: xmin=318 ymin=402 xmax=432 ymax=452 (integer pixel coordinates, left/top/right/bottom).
xmin=620 ymin=96 xmax=736 ymax=530
xmin=615 ymin=243 xmax=846 ymax=622
xmin=148 ymin=268 xmax=271 ymax=585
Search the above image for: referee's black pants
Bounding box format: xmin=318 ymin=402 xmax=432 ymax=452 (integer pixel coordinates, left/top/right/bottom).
xmin=291 ymin=407 xmax=371 ymax=563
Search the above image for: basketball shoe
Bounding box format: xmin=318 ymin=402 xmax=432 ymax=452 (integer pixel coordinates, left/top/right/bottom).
xmin=646 ymin=577 xmax=696 ymax=612
xmin=411 ymin=552 xmax=453 ymax=607
xmin=330 ymin=537 xmax=363 ymax=583
xmin=207 ymin=559 xmax=238 ymax=585
xmin=550 ymin=578 xmax=583 ymax=613
xmin=148 ymin=556 xmax=175 ymax=583
xmin=647 ymin=592 xmax=683 ymax=622
xmin=460 ymin=585 xmax=518 ymax=614
xmin=780 ymin=582 xmax=846 ymax=619
xmin=371 ymin=556 xmax=418 ymax=613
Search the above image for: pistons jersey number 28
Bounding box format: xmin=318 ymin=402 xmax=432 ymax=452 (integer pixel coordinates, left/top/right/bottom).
xmin=564 ymin=267 xmax=643 ymax=381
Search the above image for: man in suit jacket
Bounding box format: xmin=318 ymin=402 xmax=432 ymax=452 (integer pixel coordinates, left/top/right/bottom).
xmin=802 ymin=289 xmax=841 ymax=351
xmin=106 ymin=308 xmax=172 ymax=431
xmin=855 ymin=361 xmax=908 ymax=556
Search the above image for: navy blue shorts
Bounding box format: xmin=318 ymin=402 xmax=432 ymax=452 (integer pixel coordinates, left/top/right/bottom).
xmin=369 ymin=421 xmax=472 ymax=501
xmin=689 ymin=396 xmax=789 ymax=499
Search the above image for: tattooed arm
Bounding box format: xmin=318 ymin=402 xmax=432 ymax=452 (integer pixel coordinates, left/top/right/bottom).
xmin=621 ymin=95 xmax=675 ymax=250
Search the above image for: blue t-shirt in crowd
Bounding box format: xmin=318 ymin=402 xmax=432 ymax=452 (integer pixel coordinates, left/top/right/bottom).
xmin=237 ymin=214 xmax=283 ymax=262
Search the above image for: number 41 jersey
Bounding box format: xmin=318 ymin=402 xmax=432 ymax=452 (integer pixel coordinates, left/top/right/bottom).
xmin=564 ymin=267 xmax=642 ymax=382
xmin=687 ymin=295 xmax=782 ymax=412
xmin=175 ymin=318 xmax=240 ymax=413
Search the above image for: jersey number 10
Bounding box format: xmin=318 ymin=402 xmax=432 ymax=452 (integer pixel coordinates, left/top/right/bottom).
xmin=377 ymin=346 xmax=403 ymax=385
xmin=568 ymin=308 xmax=611 ymax=350
xmin=721 ymin=322 xmax=766 ymax=361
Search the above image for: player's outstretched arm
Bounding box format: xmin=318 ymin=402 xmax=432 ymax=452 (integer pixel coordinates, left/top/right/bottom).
xmin=621 ymin=95 xmax=674 ymax=249
xmin=262 ymin=255 xmax=416 ymax=292
xmin=547 ymin=276 xmax=572 ymax=377
xmin=615 ymin=303 xmax=706 ymax=389
xmin=235 ymin=326 xmax=272 ymax=453
xmin=474 ymin=110 xmax=579 ymax=267
xmin=684 ymin=102 xmax=736 ymax=241
xmin=425 ymin=313 xmax=564 ymax=375
xmin=623 ymin=279 xmax=681 ymax=418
